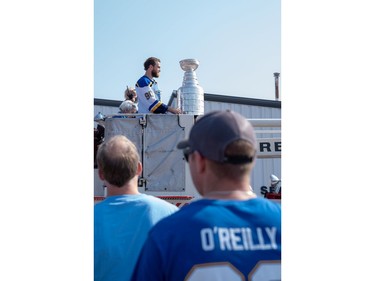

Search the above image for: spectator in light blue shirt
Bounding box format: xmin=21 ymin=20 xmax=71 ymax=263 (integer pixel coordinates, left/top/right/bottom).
xmin=94 ymin=135 xmax=178 ymax=281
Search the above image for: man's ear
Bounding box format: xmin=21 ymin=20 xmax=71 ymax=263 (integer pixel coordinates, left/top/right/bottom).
xmin=98 ymin=167 xmax=105 ymax=181
xmin=137 ymin=161 xmax=143 ymax=176
xmin=194 ymin=151 xmax=206 ymax=174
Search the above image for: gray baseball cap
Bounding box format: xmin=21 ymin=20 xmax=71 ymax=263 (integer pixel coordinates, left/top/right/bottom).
xmin=177 ymin=110 xmax=257 ymax=164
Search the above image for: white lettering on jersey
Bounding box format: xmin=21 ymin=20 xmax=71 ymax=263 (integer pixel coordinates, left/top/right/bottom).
xmin=201 ymin=228 xmax=215 ymax=251
xmin=200 ymin=227 xmax=278 ymax=251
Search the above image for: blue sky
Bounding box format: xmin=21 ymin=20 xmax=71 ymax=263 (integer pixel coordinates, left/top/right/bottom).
xmin=94 ymin=0 xmax=281 ymax=102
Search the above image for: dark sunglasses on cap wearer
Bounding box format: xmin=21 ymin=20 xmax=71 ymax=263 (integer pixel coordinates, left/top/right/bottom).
xmin=183 ymin=148 xmax=194 ymax=162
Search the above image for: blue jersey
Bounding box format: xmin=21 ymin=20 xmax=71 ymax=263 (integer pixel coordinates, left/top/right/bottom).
xmin=135 ymin=76 xmax=168 ymax=114
xmin=131 ymin=197 xmax=281 ymax=281
xmin=94 ymin=194 xmax=178 ymax=281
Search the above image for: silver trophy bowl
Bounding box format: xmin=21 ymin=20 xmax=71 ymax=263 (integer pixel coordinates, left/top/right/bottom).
xmin=179 ymin=59 xmax=199 ymax=72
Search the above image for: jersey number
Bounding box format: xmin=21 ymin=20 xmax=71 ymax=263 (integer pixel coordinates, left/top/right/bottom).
xmin=185 ymin=261 xmax=281 ymax=281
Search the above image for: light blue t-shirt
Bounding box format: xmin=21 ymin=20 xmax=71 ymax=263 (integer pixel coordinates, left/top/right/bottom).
xmin=94 ymin=193 xmax=179 ymax=281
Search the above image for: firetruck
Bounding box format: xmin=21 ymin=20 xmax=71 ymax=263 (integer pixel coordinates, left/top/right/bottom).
xmin=94 ymin=112 xmax=281 ymax=206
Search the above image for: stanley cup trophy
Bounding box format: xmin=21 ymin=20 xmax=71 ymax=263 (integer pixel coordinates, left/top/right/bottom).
xmin=177 ymin=59 xmax=204 ymax=115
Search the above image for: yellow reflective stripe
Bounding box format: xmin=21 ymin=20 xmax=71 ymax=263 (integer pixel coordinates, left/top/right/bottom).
xmin=150 ymin=102 xmax=162 ymax=112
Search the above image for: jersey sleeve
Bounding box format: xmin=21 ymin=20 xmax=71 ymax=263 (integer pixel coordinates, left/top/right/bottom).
xmin=136 ymin=76 xmax=168 ymax=114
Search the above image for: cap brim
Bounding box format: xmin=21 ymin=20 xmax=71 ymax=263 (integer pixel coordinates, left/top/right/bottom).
xmin=177 ymin=140 xmax=190 ymax=149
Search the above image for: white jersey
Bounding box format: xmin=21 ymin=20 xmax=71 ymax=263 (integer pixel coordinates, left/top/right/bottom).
xmin=135 ymin=75 xmax=168 ymax=113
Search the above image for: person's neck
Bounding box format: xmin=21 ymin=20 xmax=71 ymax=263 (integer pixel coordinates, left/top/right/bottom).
xmin=145 ymin=72 xmax=154 ymax=80
xmin=203 ymin=186 xmax=257 ymax=200
xmin=106 ymin=184 xmax=140 ymax=196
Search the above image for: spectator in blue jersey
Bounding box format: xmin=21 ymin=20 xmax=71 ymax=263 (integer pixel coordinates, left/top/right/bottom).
xmin=94 ymin=135 xmax=178 ymax=281
xmin=131 ymin=110 xmax=281 ymax=281
xmin=135 ymin=57 xmax=182 ymax=114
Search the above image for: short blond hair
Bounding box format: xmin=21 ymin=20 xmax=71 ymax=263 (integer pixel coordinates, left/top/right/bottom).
xmin=96 ymin=135 xmax=139 ymax=187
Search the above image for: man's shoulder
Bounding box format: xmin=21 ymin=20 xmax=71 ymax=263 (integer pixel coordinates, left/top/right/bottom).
xmin=255 ymin=197 xmax=281 ymax=211
xmin=151 ymin=201 xmax=200 ymax=226
xmin=142 ymin=194 xmax=179 ymax=210
xmin=136 ymin=76 xmax=152 ymax=88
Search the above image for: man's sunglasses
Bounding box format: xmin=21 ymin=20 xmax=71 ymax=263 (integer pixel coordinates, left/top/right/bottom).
xmin=183 ymin=148 xmax=194 ymax=162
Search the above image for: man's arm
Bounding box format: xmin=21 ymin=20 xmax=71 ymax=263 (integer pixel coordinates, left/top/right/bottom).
xmin=167 ymin=107 xmax=182 ymax=114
